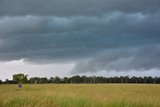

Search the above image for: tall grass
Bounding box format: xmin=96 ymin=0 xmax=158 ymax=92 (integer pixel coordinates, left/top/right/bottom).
xmin=0 ymin=84 xmax=160 ymax=107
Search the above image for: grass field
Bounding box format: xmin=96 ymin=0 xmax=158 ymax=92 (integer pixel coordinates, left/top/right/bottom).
xmin=0 ymin=84 xmax=160 ymax=107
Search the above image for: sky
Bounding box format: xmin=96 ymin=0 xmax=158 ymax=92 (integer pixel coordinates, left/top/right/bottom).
xmin=0 ymin=0 xmax=160 ymax=80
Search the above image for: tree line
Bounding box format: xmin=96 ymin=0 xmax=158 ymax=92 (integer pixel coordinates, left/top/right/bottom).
xmin=0 ymin=73 xmax=160 ymax=84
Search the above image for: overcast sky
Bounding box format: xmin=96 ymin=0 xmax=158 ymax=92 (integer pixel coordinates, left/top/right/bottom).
xmin=0 ymin=0 xmax=160 ymax=80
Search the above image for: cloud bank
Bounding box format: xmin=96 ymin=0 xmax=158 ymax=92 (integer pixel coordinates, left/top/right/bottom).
xmin=0 ymin=0 xmax=160 ymax=74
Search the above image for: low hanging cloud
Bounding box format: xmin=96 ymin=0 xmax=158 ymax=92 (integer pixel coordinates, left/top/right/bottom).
xmin=72 ymin=45 xmax=160 ymax=73
xmin=0 ymin=0 xmax=160 ymax=73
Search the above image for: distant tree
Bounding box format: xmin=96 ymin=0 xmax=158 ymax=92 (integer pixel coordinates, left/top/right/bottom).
xmin=5 ymin=79 xmax=10 ymax=84
xmin=143 ymin=77 xmax=148 ymax=83
xmin=29 ymin=77 xmax=40 ymax=84
xmin=13 ymin=73 xmax=28 ymax=83
xmin=6 ymin=74 xmax=160 ymax=84
xmin=70 ymin=75 xmax=82 ymax=83
xmin=39 ymin=77 xmax=48 ymax=84
xmin=49 ymin=77 xmax=54 ymax=83
xmin=123 ymin=76 xmax=130 ymax=83
xmin=54 ymin=76 xmax=61 ymax=83
xmin=0 ymin=79 xmax=2 ymax=84
xmin=155 ymin=77 xmax=160 ymax=84
xmin=131 ymin=76 xmax=138 ymax=83
xmin=49 ymin=76 xmax=61 ymax=83
xmin=5 ymin=79 xmax=16 ymax=84
xmin=148 ymin=76 xmax=154 ymax=83
xmin=62 ymin=77 xmax=69 ymax=83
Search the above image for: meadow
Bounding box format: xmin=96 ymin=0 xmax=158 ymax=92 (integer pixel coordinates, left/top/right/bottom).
xmin=0 ymin=84 xmax=160 ymax=107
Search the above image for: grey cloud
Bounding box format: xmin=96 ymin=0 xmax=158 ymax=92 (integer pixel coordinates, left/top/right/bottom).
xmin=0 ymin=0 xmax=159 ymax=17
xmin=0 ymin=10 xmax=160 ymax=72
xmin=1 ymin=12 xmax=160 ymax=36
xmin=72 ymin=44 xmax=160 ymax=73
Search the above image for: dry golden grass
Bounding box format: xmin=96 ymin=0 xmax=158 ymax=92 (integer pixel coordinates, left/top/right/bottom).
xmin=0 ymin=84 xmax=160 ymax=107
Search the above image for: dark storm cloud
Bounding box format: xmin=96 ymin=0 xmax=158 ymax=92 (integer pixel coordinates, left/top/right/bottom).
xmin=0 ymin=0 xmax=159 ymax=17
xmin=0 ymin=0 xmax=160 ymax=72
xmin=72 ymin=44 xmax=160 ymax=73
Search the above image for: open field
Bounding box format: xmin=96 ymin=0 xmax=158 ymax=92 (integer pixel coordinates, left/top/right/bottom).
xmin=0 ymin=84 xmax=160 ymax=107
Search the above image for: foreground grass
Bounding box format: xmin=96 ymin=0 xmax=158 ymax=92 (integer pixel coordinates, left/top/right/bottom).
xmin=0 ymin=84 xmax=160 ymax=107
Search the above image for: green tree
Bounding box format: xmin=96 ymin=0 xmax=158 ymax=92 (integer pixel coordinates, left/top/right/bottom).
xmin=39 ymin=77 xmax=48 ymax=84
xmin=13 ymin=73 xmax=28 ymax=83
xmin=29 ymin=77 xmax=40 ymax=84
xmin=54 ymin=76 xmax=61 ymax=83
